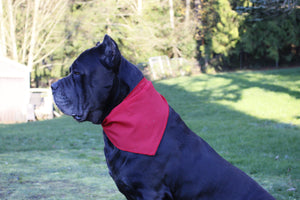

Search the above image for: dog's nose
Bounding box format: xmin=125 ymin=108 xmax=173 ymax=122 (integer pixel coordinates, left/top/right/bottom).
xmin=51 ymin=81 xmax=59 ymax=90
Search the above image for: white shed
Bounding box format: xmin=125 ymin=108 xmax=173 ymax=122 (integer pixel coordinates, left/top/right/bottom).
xmin=0 ymin=57 xmax=30 ymax=123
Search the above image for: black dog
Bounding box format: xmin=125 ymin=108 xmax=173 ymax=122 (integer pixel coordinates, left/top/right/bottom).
xmin=52 ymin=35 xmax=275 ymax=200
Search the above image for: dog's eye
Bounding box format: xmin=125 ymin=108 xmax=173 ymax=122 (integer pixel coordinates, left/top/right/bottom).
xmin=74 ymin=71 xmax=80 ymax=75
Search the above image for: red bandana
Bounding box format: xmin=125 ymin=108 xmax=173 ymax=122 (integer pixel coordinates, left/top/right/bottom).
xmin=102 ymin=78 xmax=169 ymax=156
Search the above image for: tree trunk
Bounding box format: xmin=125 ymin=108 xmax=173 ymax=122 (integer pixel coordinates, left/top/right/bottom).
xmin=138 ymin=0 xmax=142 ymax=15
xmin=21 ymin=0 xmax=31 ymax=63
xmin=28 ymin=0 xmax=40 ymax=70
xmin=185 ymin=0 xmax=190 ymax=27
xmin=169 ymin=0 xmax=175 ymax=29
xmin=7 ymin=0 xmax=18 ymax=61
xmin=194 ymin=0 xmax=205 ymax=72
xmin=0 ymin=0 xmax=6 ymax=57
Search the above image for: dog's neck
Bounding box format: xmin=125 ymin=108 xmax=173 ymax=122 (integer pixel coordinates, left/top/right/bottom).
xmin=118 ymin=57 xmax=144 ymax=92
xmin=102 ymin=57 xmax=144 ymax=120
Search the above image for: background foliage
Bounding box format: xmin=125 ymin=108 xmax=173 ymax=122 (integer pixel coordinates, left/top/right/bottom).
xmin=0 ymin=0 xmax=299 ymax=86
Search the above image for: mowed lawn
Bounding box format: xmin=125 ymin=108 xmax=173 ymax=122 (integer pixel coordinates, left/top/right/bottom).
xmin=0 ymin=67 xmax=299 ymax=200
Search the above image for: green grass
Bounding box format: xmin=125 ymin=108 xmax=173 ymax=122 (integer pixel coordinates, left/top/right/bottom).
xmin=0 ymin=117 xmax=123 ymax=199
xmin=1 ymin=67 xmax=299 ymax=199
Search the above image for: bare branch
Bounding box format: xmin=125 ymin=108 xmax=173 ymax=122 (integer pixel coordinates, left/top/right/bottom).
xmin=33 ymin=39 xmax=65 ymax=65
xmin=33 ymin=1 xmax=67 ymax=61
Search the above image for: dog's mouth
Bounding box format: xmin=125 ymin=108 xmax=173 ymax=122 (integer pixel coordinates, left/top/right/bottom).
xmin=72 ymin=110 xmax=89 ymax=122
xmin=72 ymin=114 xmax=85 ymax=122
xmin=72 ymin=110 xmax=104 ymax=124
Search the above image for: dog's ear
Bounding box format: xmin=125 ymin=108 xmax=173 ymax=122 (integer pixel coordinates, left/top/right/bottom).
xmin=98 ymin=34 xmax=121 ymax=73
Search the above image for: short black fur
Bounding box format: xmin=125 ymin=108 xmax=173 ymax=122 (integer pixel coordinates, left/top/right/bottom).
xmin=52 ymin=35 xmax=275 ymax=200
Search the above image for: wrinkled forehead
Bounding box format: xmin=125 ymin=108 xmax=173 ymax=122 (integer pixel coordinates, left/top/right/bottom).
xmin=70 ymin=48 xmax=101 ymax=71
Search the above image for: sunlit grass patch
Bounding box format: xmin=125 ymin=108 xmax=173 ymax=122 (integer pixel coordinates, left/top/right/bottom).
xmin=0 ymin=67 xmax=299 ymax=199
xmin=219 ymin=87 xmax=300 ymax=125
xmin=156 ymin=67 xmax=300 ymax=199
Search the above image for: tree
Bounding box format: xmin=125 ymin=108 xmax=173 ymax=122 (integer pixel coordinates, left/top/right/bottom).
xmin=0 ymin=0 xmax=67 ymax=77
xmin=236 ymin=0 xmax=300 ymax=68
xmin=211 ymin=0 xmax=241 ymax=57
xmin=236 ymin=0 xmax=298 ymax=21
xmin=195 ymin=0 xmax=241 ymax=71
xmin=62 ymin=0 xmax=196 ymax=61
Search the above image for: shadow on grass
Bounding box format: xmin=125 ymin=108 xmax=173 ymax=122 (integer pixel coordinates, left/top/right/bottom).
xmin=0 ymin=68 xmax=299 ymax=199
xmin=153 ymin=72 xmax=299 ymax=199
xmin=212 ymin=72 xmax=300 ymax=100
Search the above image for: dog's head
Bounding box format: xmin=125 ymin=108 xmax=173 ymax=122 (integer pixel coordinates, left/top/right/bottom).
xmin=51 ymin=35 xmax=122 ymax=124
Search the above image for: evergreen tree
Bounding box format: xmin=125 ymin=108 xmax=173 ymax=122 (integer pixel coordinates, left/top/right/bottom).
xmin=211 ymin=0 xmax=241 ymax=57
xmin=237 ymin=0 xmax=300 ymax=68
xmin=196 ymin=0 xmax=241 ymax=71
